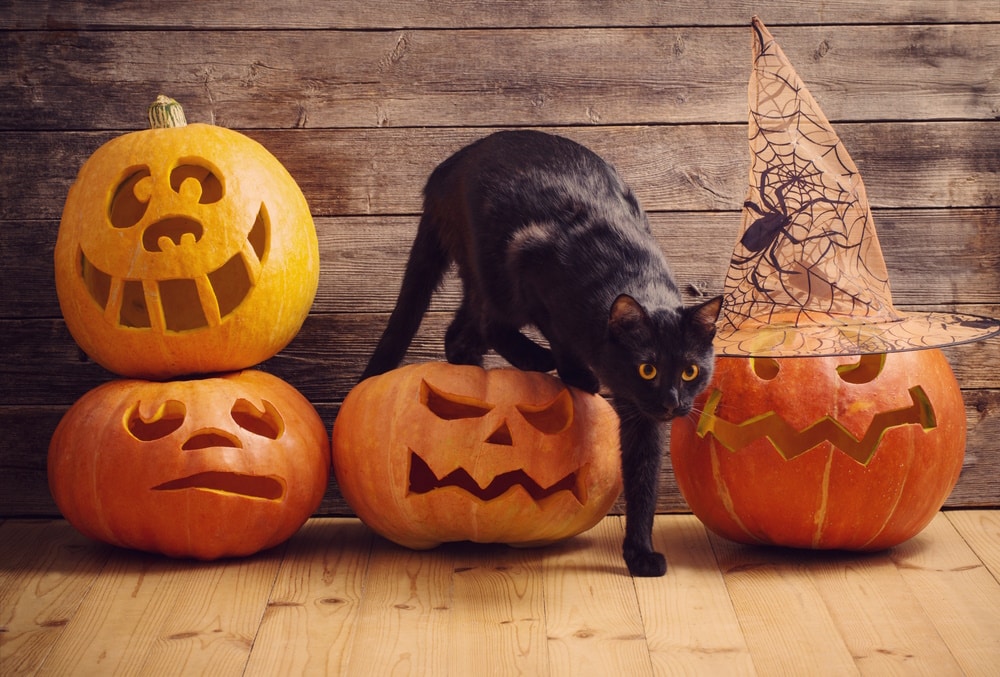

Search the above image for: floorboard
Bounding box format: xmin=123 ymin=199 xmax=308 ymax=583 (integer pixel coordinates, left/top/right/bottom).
xmin=1 ymin=512 xmax=998 ymax=676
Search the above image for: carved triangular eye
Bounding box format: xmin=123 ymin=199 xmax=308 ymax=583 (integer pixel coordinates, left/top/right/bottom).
xmin=231 ymin=399 xmax=283 ymax=439
xmin=126 ymin=400 xmax=186 ymax=441
xmin=517 ymin=388 xmax=574 ymax=435
xmin=420 ymin=380 xmax=493 ymax=420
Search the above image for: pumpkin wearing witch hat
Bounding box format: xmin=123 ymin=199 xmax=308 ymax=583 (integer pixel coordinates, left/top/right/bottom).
xmin=670 ymin=17 xmax=1000 ymax=550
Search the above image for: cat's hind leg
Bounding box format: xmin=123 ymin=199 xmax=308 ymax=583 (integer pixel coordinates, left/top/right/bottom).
xmin=445 ymin=300 xmax=488 ymax=366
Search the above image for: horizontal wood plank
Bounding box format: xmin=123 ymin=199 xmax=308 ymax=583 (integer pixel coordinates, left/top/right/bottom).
xmin=4 ymin=25 xmax=997 ymax=130
xmin=3 ymin=123 xmax=999 ymax=221
xmin=2 ymin=310 xmax=998 ymax=408
xmin=6 ymin=209 xmax=996 ymax=319
xmin=4 ymin=387 xmax=998 ymax=518
xmin=5 ymin=1 xmax=999 ymax=29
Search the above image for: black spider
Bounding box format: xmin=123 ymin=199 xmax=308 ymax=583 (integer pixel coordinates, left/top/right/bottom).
xmin=735 ymin=163 xmax=851 ymax=282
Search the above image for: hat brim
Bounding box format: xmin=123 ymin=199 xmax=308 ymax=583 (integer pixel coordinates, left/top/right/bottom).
xmin=714 ymin=310 xmax=1000 ymax=357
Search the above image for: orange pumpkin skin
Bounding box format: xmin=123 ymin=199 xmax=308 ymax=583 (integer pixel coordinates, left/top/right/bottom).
xmin=48 ymin=370 xmax=330 ymax=559
xmin=670 ymin=350 xmax=965 ymax=550
xmin=54 ymin=112 xmax=319 ymax=378
xmin=331 ymin=363 xmax=622 ymax=549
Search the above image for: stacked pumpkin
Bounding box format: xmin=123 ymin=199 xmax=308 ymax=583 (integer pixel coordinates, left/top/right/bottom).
xmin=49 ymin=96 xmax=329 ymax=559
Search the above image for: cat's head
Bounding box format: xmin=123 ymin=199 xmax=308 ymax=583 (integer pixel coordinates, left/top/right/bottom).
xmin=601 ymin=294 xmax=722 ymax=420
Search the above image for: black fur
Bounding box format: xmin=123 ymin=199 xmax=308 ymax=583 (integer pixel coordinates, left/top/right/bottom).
xmin=362 ymin=130 xmax=721 ymax=577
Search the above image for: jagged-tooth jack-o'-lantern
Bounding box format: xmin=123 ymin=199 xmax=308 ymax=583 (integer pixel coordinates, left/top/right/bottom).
xmin=331 ymin=363 xmax=622 ymax=549
xmin=54 ymin=96 xmax=319 ymax=378
xmin=48 ymin=370 xmax=330 ymax=559
xmin=669 ymin=349 xmax=966 ymax=550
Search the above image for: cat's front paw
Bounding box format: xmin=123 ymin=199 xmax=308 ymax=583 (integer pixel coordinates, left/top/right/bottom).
xmin=624 ymin=548 xmax=667 ymax=577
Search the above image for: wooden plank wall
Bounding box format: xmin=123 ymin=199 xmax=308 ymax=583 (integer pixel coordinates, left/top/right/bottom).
xmin=2 ymin=1 xmax=998 ymax=517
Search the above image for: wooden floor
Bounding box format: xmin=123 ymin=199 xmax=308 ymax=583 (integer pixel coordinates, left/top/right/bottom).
xmin=2 ymin=511 xmax=998 ymax=676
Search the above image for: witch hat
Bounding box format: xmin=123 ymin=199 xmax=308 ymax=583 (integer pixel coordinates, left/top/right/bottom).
xmin=714 ymin=17 xmax=999 ymax=357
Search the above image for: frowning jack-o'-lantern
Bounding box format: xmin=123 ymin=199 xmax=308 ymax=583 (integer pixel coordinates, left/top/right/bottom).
xmin=331 ymin=363 xmax=622 ymax=549
xmin=48 ymin=370 xmax=330 ymax=559
xmin=669 ymin=349 xmax=966 ymax=550
xmin=54 ymin=96 xmax=319 ymax=378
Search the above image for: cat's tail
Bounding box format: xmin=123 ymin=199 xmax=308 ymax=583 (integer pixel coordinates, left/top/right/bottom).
xmin=359 ymin=213 xmax=451 ymax=381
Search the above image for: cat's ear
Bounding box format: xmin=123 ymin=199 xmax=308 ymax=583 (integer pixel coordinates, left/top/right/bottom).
xmin=608 ymin=294 xmax=651 ymax=338
xmin=689 ymin=296 xmax=723 ymax=338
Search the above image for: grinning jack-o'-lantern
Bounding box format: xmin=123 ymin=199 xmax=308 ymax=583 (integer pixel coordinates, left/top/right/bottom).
xmin=54 ymin=96 xmax=319 ymax=378
xmin=48 ymin=370 xmax=330 ymax=559
xmin=331 ymin=363 xmax=622 ymax=549
xmin=669 ymin=349 xmax=966 ymax=550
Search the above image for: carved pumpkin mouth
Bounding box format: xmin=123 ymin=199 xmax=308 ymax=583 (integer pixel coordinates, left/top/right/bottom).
xmin=696 ymin=385 xmax=937 ymax=466
xmin=79 ymin=205 xmax=268 ymax=333
xmin=407 ymin=451 xmax=587 ymax=504
xmin=152 ymin=471 xmax=285 ymax=500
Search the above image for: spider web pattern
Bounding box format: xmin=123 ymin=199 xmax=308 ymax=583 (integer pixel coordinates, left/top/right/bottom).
xmin=714 ymin=18 xmax=1000 ymax=356
xmin=721 ymin=20 xmax=895 ymax=334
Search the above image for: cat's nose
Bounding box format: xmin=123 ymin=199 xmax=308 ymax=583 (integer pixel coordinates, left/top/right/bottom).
xmin=663 ymin=388 xmax=680 ymax=409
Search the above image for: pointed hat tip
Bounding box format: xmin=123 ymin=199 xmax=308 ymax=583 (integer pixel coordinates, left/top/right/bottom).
xmin=750 ymin=16 xmax=772 ymax=51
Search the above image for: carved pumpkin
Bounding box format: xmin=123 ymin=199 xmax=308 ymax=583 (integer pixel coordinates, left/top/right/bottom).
xmin=331 ymin=363 xmax=622 ymax=549
xmin=54 ymin=96 xmax=319 ymax=378
xmin=48 ymin=370 xmax=330 ymax=559
xmin=670 ymin=349 xmax=965 ymax=550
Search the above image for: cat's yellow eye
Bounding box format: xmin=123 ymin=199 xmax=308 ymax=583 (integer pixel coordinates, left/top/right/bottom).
xmin=638 ymin=363 xmax=657 ymax=381
xmin=681 ymin=364 xmax=700 ymax=382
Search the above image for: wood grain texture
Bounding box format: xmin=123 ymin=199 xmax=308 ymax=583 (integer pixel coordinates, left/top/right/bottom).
xmin=4 ymin=25 xmax=998 ymax=130
xmin=1 ymin=1 xmax=997 ymax=517
xmin=4 ymin=124 xmax=998 ymax=221
xmin=5 ymin=513 xmax=998 ymax=675
xmin=242 ymin=519 xmax=373 ymax=675
xmin=636 ymin=514 xmax=755 ymax=673
xmin=541 ymin=518 xmax=652 ymax=674
xmin=2 ymin=387 xmax=999 ymax=518
xmin=4 ymin=1 xmax=1000 ymax=29
xmin=892 ymin=514 xmax=1000 ymax=675
xmin=0 ymin=521 xmax=109 ymax=676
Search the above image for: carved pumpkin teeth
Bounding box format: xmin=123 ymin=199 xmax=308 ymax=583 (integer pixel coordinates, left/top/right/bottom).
xmin=151 ymin=471 xmax=284 ymax=500
xmin=80 ymin=243 xmax=256 ymax=332
xmin=407 ymin=451 xmax=584 ymax=504
xmin=697 ymin=385 xmax=936 ymax=465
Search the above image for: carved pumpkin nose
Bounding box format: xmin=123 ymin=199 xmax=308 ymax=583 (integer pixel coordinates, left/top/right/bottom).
xmin=142 ymin=217 xmax=204 ymax=252
xmin=486 ymin=420 xmax=514 ymax=446
xmin=182 ymin=429 xmax=242 ymax=451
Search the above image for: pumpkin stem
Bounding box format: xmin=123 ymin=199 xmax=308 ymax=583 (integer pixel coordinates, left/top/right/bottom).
xmin=148 ymin=95 xmax=188 ymax=129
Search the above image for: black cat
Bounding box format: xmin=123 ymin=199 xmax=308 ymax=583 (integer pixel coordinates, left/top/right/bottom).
xmin=361 ymin=130 xmax=721 ymax=577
